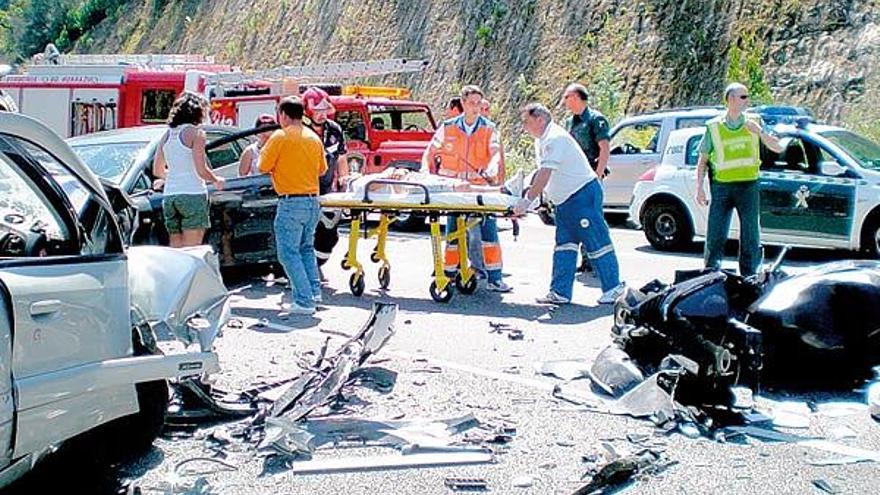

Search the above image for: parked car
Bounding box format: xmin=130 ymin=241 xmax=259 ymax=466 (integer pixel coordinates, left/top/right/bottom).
xmin=0 ymin=113 xmax=225 ymax=488
xmin=66 ymin=125 xmax=282 ymax=267
xmin=604 ymin=107 xmax=723 ymax=211
xmin=629 ymin=120 xmax=880 ymax=257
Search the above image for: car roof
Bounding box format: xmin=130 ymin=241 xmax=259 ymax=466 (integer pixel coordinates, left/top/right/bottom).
xmin=0 ymin=112 xmax=109 ymax=203
xmin=619 ymin=107 xmax=723 ymax=122
xmin=66 ymin=124 xmax=241 ymax=146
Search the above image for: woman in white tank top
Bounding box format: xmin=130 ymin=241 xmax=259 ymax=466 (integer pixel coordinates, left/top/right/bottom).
xmin=238 ymin=114 xmax=277 ymax=176
xmin=152 ymin=92 xmax=225 ymax=248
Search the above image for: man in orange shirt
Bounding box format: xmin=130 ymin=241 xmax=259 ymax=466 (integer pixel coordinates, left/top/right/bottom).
xmin=260 ymin=96 xmax=328 ymax=315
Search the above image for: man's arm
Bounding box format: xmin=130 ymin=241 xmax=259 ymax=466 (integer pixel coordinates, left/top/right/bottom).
xmin=592 ymin=115 xmax=611 ymax=178
xmin=596 ymin=139 xmax=610 ymax=178
xmin=239 ymin=147 xmax=254 ymax=176
xmin=745 ymin=119 xmax=783 ymax=153
xmin=258 ymin=133 xmax=280 ymax=174
xmin=696 ymin=153 xmax=709 ymax=206
xmin=485 ymin=128 xmax=503 ymax=182
xmin=420 ymin=126 xmax=444 ymax=174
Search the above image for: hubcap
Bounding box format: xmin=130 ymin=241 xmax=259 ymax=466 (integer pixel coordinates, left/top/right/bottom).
xmin=655 ymin=212 xmax=677 ymax=239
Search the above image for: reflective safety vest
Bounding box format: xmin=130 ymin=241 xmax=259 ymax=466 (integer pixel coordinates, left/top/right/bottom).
xmin=435 ymin=116 xmax=498 ymax=185
xmin=707 ymin=116 xmax=760 ymax=183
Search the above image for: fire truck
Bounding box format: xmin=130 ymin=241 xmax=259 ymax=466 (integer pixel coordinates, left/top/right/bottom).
xmin=0 ymin=53 xmax=233 ymax=138
xmin=206 ymin=59 xmax=437 ymax=175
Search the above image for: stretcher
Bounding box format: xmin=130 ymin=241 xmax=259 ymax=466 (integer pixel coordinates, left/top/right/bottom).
xmin=320 ymin=179 xmax=519 ymax=302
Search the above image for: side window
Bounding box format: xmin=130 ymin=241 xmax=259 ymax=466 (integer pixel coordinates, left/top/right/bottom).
xmin=685 ymin=135 xmax=703 ymax=166
xmin=765 ymin=137 xmax=820 ymax=175
xmin=141 ymin=89 xmax=177 ymax=123
xmin=369 ymin=112 xmax=391 ymax=131
xmin=0 ymin=146 xmax=68 ymax=256
xmin=676 ymin=117 xmax=711 ymax=130
xmin=132 ymin=172 xmax=151 ymax=193
xmin=399 ymin=110 xmax=433 ymax=131
xmin=0 ymin=135 xmax=121 ymax=256
xmin=610 ymin=122 xmax=662 ymax=155
xmin=205 ymin=132 xmax=243 ymax=169
xmin=336 ymin=111 xmax=367 ymax=142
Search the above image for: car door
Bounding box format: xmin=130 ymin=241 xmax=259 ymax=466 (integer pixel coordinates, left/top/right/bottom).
xmin=0 ymin=134 xmax=134 ymax=457
xmin=606 ymin=120 xmax=663 ymax=208
xmin=205 ymin=130 xmax=247 ymax=179
xmin=758 ymin=134 xmax=856 ymax=245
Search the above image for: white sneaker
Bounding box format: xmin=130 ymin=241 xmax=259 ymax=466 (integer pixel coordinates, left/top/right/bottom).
xmin=487 ymin=280 xmax=513 ymax=293
xmin=280 ymin=302 xmax=316 ymax=315
xmin=597 ymin=283 xmax=626 ymax=305
xmin=536 ymin=291 xmax=570 ymax=305
xmin=503 ymin=170 xmax=525 ymax=198
xmin=313 ymin=294 xmax=323 ymax=304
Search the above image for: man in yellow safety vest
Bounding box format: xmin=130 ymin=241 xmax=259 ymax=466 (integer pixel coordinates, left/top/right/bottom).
xmin=695 ymin=83 xmax=782 ymax=276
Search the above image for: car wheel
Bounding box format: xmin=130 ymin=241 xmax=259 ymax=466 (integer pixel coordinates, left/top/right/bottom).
xmin=101 ymin=314 xmax=169 ymax=459
xmin=862 ymin=216 xmax=880 ymax=259
xmin=642 ymin=202 xmax=692 ymax=251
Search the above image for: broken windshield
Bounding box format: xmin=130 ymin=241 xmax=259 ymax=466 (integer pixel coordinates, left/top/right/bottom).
xmin=71 ymin=141 xmax=149 ymax=184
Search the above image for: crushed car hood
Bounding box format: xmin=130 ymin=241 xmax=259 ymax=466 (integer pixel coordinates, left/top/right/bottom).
xmin=127 ymin=245 xmax=230 ymax=351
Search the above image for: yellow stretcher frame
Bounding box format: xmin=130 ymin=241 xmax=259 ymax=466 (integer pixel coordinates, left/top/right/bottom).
xmin=320 ymin=196 xmax=513 ymax=303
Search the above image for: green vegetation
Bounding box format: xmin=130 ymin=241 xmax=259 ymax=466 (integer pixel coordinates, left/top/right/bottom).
xmin=0 ymin=0 xmax=128 ymax=61
xmin=725 ymin=30 xmax=773 ymax=105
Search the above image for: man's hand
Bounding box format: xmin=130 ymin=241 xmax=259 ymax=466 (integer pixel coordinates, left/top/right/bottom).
xmin=213 ymin=177 xmax=226 ymax=191
xmin=152 ymin=178 xmax=165 ymax=191
xmin=513 ymin=197 xmax=531 ymax=216
xmin=744 ymin=119 xmax=762 ymax=136
xmin=696 ymin=187 xmax=708 ymax=206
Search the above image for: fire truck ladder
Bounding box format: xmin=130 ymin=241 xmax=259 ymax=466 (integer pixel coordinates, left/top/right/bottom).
xmin=207 ymin=58 xmax=428 ymax=86
xmin=56 ymin=53 xmax=217 ymax=67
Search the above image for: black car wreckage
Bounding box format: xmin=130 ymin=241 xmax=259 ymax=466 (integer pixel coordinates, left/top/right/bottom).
xmin=610 ymin=248 xmax=880 ymax=409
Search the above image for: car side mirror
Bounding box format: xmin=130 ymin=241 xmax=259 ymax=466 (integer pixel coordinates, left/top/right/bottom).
xmin=820 ymin=161 xmax=846 ymax=177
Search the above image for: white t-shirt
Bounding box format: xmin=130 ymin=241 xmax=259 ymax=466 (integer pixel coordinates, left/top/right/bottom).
xmin=535 ymin=121 xmax=596 ymax=205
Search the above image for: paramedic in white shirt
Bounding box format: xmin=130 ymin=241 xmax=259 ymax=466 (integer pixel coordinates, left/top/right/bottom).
xmin=515 ymin=103 xmax=625 ymax=305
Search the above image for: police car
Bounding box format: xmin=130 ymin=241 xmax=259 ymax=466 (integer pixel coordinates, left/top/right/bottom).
xmin=629 ymin=120 xmax=880 ymax=258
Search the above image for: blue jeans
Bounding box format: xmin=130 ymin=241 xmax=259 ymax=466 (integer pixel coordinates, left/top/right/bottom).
xmin=704 ymin=180 xmax=762 ymax=276
xmin=274 ymin=197 xmax=321 ymax=307
xmin=551 ymin=180 xmax=620 ymax=298
xmin=445 ymin=215 xmax=502 ymax=283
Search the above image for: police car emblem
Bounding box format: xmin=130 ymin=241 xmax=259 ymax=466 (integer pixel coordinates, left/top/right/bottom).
xmin=795 ymin=185 xmax=810 ymax=209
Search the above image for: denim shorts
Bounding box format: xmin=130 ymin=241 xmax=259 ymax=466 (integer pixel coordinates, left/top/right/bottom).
xmin=163 ymin=193 xmax=210 ymax=233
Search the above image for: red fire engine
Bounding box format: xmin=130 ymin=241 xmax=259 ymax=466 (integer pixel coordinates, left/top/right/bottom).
xmin=206 ymin=59 xmax=438 ymax=175
xmin=0 ymin=53 xmax=232 ymax=138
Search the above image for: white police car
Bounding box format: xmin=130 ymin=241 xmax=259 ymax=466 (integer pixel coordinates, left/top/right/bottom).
xmin=630 ymin=120 xmax=880 ymax=258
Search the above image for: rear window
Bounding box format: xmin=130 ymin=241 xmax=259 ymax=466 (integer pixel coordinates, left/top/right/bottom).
xmin=366 ymin=105 xmax=434 ymax=132
xmin=685 ymin=135 xmax=703 ymax=166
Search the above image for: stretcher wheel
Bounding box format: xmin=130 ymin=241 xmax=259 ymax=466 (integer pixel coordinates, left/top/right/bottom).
xmin=456 ymin=274 xmax=478 ymax=295
xmin=429 ymin=280 xmax=453 ymax=303
xmin=378 ymin=265 xmax=391 ymax=289
xmin=370 ymin=251 xmax=381 ymax=263
xmin=350 ymin=272 xmax=365 ymax=297
xmin=341 ymin=259 xmax=351 ymax=270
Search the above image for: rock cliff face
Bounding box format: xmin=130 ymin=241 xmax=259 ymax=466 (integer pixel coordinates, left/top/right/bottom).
xmin=77 ymin=0 xmax=878 ymax=137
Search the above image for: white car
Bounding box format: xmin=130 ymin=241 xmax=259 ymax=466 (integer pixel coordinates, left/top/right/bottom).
xmin=604 ymin=107 xmax=722 ymax=211
xmin=630 ymin=121 xmax=880 ymax=258
xmin=0 ymin=113 xmax=226 ymax=487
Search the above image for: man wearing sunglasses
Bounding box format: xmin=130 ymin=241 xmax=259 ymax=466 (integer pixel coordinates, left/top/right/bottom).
xmin=695 ymin=83 xmax=782 ymax=276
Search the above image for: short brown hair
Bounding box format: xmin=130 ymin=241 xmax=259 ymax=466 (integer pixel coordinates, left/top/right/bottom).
xmin=565 ymin=83 xmax=589 ymax=102
xmin=278 ymin=96 xmax=305 ymax=120
xmin=460 ymin=85 xmax=484 ymax=99
xmin=167 ymin=92 xmax=208 ymax=128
